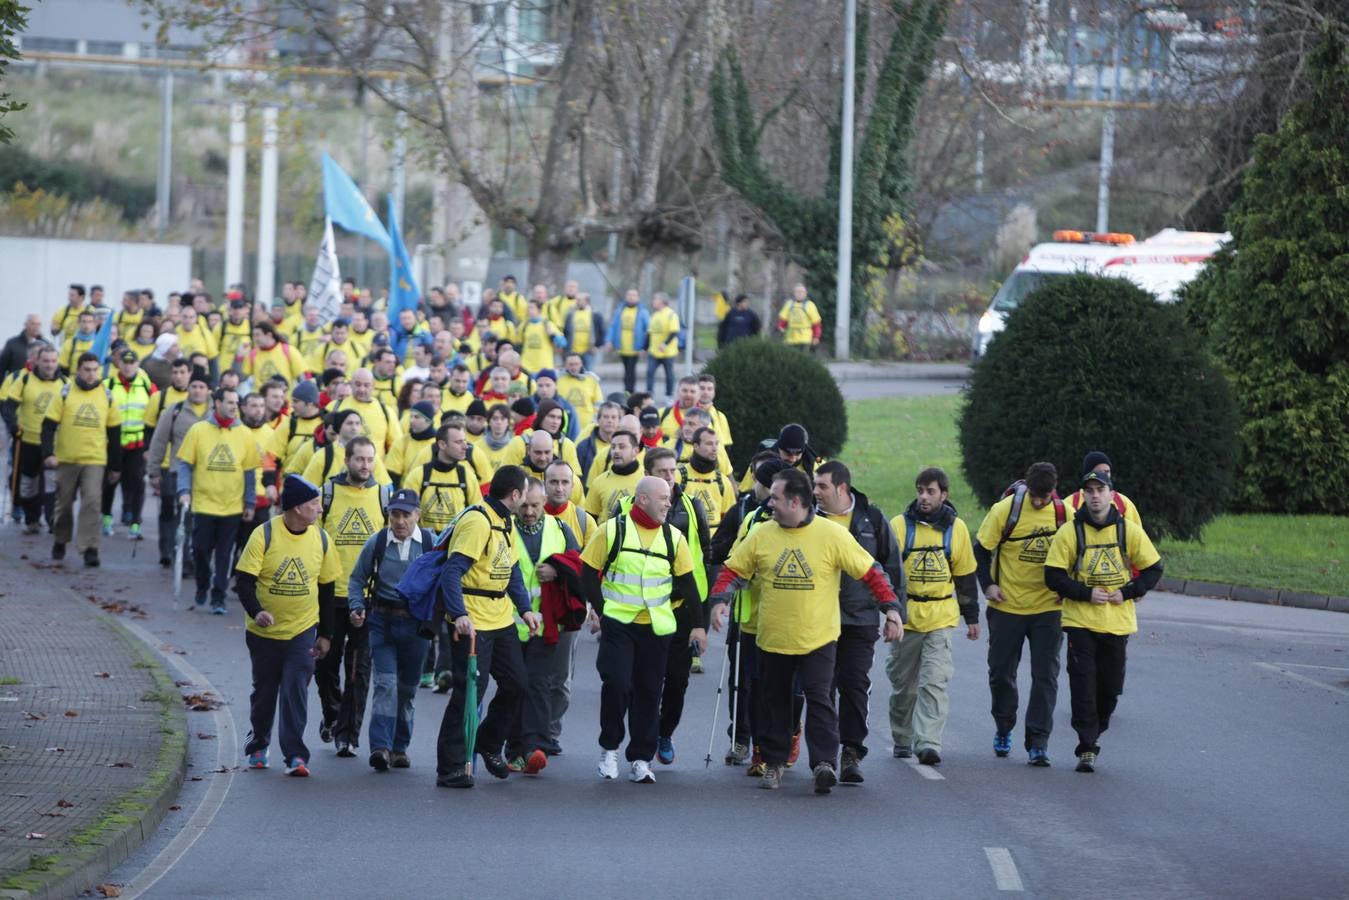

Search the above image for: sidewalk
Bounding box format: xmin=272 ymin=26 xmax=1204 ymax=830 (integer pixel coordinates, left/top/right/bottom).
xmin=0 ymin=538 xmax=186 ymax=899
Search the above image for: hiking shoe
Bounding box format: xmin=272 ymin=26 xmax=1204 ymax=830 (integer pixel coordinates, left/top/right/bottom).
xmin=893 ymin=744 xmax=913 ymax=759
xmin=319 ymin=723 xmax=333 ymax=744
xmin=159 ymin=555 xmax=172 ymax=567
xmin=840 ymin=747 xmax=864 ymax=784
xmin=786 ymin=727 xmax=802 ymax=768
xmin=1028 ymin=747 xmax=1051 ymax=767
xmin=506 ymin=755 xmax=528 ymax=774
xmin=759 ymin=764 xmax=782 ymax=790
xmin=284 ymin=757 xmax=309 ymax=777
xmin=657 ymin=736 xmax=675 ymax=765
xmin=994 ymin=732 xmax=1012 ymax=757
xmin=916 ymin=748 xmax=942 ymax=767
xmin=479 ymin=750 xmax=510 ymax=779
xmin=690 ymin=655 xmax=704 ymax=674
xmin=437 ymin=771 xmax=474 ymax=788
xmin=369 ymin=749 xmax=390 ymax=772
xmin=23 ymin=522 xmax=40 ymax=535
xmin=419 ymin=672 xmax=434 ymax=688
xmin=434 ymin=671 xmax=451 ymax=693
xmin=629 ymin=760 xmax=656 ymax=784
xmin=335 ymin=740 xmax=356 ymax=759
xmin=813 ymin=761 xmax=838 ymax=794
xmin=211 ymin=604 xmax=226 ymax=616
xmin=193 ymin=592 xmax=208 ymax=610
xmin=246 ymin=750 xmax=269 ymax=770
xmin=1075 ymin=751 xmax=1097 ymax=773
xmin=83 ymin=548 xmax=100 ymax=567
xmin=747 ymin=747 xmax=765 ymax=777
xmin=102 ymin=515 xmax=114 ymax=536
xmin=523 ymin=749 xmax=547 ymax=776
xmin=725 ymin=741 xmax=749 ymax=766
xmin=129 ymin=523 xmax=142 ymax=540
xmin=51 ymin=542 xmax=65 ymax=561
xmin=597 ymin=749 xmax=619 ymax=780
xmin=390 ymin=752 xmax=410 ymax=769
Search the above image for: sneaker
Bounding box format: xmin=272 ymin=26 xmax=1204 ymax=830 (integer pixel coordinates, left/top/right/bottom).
xmin=246 ymin=750 xmax=269 ymax=770
xmin=597 ymin=749 xmax=619 ymax=780
xmin=1027 ymin=747 xmax=1051 ymax=767
xmin=629 ymin=760 xmax=656 ymax=784
xmin=759 ymin=764 xmax=782 ymax=790
xmin=916 ymin=748 xmax=942 ymax=767
xmin=690 ymin=656 xmax=704 ymax=674
xmin=102 ymin=515 xmax=114 ymax=536
xmin=892 ymin=745 xmax=913 ymax=759
xmin=284 ymin=757 xmax=309 ymax=777
xmin=994 ymin=732 xmax=1012 ymax=758
xmin=194 ymin=592 xmax=208 ymax=609
xmin=419 ymin=672 xmax=434 ymax=689
xmin=335 ymin=740 xmax=356 ymax=759
xmin=369 ymin=749 xmax=390 ymax=772
xmin=813 ymin=761 xmax=838 ymax=794
xmin=83 ymin=549 xmax=99 ymax=567
xmin=523 ymin=749 xmax=547 ymax=776
xmin=724 ymin=741 xmax=749 ymax=766
xmin=479 ymin=750 xmax=510 ymax=779
xmin=129 ymin=523 xmax=142 ymax=540
xmin=159 ymin=556 xmax=172 ymax=568
xmin=23 ymin=522 xmax=40 ymax=535
xmin=840 ymin=747 xmax=864 ymax=784
xmin=319 ymin=723 xmax=333 ymax=744
xmin=747 ymin=747 xmax=765 ymax=777
xmin=51 ymin=542 xmax=65 ymax=561
xmin=786 ymin=726 xmax=802 ymax=768
xmin=390 ymin=752 xmax=410 ymax=769
xmin=434 ymin=671 xmax=451 ymax=694
xmin=1075 ymin=751 xmax=1097 ymax=773
xmin=506 ymin=755 xmax=528 ymax=774
xmin=211 ymin=604 xmax=226 ymax=616
xmin=436 ymin=771 xmax=474 ymax=788
xmin=656 ymin=736 xmax=675 ymax=765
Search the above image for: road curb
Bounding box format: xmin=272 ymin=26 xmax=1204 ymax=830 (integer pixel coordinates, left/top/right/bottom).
xmin=1 ymin=607 xmax=188 ymax=900
xmin=1158 ymin=576 xmax=1349 ymax=613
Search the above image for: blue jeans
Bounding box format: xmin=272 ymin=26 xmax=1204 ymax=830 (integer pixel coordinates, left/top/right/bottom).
xmin=245 ymin=627 xmax=316 ymax=763
xmin=367 ymin=610 xmax=429 ymax=753
xmin=646 ymin=355 xmax=675 ymax=396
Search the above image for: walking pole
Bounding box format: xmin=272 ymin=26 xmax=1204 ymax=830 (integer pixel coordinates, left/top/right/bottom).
xmin=4 ymin=435 xmax=18 ymax=525
xmin=726 ymin=593 xmax=742 ymax=763
xmin=703 ymin=633 xmax=729 ymax=768
xmin=172 ymin=505 xmax=187 ymax=605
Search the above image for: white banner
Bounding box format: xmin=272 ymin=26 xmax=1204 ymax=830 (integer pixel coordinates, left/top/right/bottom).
xmin=308 ymin=217 xmax=343 ymax=324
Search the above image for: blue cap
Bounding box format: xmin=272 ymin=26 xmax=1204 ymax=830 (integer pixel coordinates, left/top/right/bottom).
xmin=387 ymin=488 xmax=421 ymax=513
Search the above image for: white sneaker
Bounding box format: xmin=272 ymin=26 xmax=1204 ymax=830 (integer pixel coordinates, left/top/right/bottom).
xmin=629 ymin=759 xmax=656 ymax=784
xmin=597 ymin=749 xmax=619 ymax=780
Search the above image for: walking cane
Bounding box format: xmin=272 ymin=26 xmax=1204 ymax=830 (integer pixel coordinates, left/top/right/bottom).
xmin=703 ymin=632 xmax=729 ymax=768
xmin=726 ymin=592 xmax=743 ymax=764
xmin=4 ymin=434 xmax=18 ymax=525
xmin=171 ymin=505 xmax=187 ymax=604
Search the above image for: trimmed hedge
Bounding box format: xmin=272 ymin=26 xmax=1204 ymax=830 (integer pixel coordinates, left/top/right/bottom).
xmin=959 ymin=274 xmax=1238 ymax=541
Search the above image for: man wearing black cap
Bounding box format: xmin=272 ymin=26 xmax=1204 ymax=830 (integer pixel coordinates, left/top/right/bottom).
xmin=348 ymin=487 xmax=438 ymax=771
xmin=101 ymin=348 xmax=157 ymax=540
xmin=1045 ymin=469 xmax=1163 ymax=773
xmin=235 ymin=474 xmax=342 ymax=777
xmin=1066 ymin=451 xmax=1142 ymax=525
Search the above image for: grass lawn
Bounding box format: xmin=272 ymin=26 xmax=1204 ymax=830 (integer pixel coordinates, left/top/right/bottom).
xmin=841 ymin=395 xmax=1349 ymax=598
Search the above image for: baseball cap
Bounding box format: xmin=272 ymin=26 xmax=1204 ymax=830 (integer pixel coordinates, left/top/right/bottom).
xmin=1082 ymin=470 xmax=1113 ymax=488
xmin=119 ymin=349 xmax=138 ymax=363
xmin=387 ymin=488 xmax=421 ymax=513
xmin=639 ymin=409 xmax=661 ymax=428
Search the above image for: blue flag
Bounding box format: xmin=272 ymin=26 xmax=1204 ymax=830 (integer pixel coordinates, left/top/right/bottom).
xmin=322 ymin=153 xmax=392 ymax=253
xmin=387 ymin=194 xmax=421 ymax=318
xmin=89 ymin=305 xmax=115 ymax=363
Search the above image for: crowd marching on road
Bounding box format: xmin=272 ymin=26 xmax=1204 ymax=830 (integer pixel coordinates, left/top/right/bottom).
xmin=2 ymin=275 xmax=1162 ymax=792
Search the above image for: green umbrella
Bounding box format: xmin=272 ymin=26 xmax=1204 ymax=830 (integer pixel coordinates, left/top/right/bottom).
xmin=462 ymin=631 xmax=479 ymax=777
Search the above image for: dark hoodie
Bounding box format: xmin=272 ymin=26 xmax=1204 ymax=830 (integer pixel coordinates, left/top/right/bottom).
xmin=825 ymin=488 xmax=907 ymax=628
xmin=901 ymin=498 xmax=979 ymax=625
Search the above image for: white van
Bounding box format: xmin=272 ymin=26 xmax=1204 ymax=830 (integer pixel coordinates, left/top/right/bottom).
xmin=973 ymin=229 xmax=1229 ymax=356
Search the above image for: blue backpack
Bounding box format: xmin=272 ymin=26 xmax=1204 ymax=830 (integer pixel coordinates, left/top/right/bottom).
xmin=395 ymin=506 xmax=487 ymax=622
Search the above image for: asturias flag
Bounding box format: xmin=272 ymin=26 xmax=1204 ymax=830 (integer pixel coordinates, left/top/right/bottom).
xmin=322 ymin=152 xmax=392 ymax=253
xmin=387 ymin=194 xmax=421 ymax=317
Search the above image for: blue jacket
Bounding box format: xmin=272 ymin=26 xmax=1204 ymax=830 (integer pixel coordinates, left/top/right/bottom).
xmin=604 ymin=302 xmax=650 ymax=354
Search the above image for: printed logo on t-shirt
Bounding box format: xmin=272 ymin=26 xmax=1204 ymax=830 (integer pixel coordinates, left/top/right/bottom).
xmin=771 ymin=548 xmax=814 ymax=591
xmin=489 ymin=538 xmax=513 ymax=579
xmin=34 ymin=392 xmax=55 ymax=415
xmin=206 ymin=442 xmax=237 ymax=472
xmin=1017 ymin=529 xmax=1055 ymax=564
xmin=1082 ymin=543 xmax=1126 ymax=588
xmin=908 ymin=547 xmax=952 ymax=585
xmin=73 ymin=402 xmax=102 ymax=427
xmin=270 ymin=557 xmax=310 ymax=596
xmin=334 ymin=507 xmax=377 ymax=546
xmin=258 ymin=360 xmax=280 ymax=381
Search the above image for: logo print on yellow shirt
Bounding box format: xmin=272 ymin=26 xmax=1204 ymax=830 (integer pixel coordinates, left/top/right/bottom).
xmin=909 ymin=549 xmax=951 ymax=585
xmin=1084 ymin=545 xmax=1124 ymax=586
xmin=206 ymin=442 xmax=237 ymax=472
xmin=1018 ymin=532 xmax=1053 ymax=564
xmin=73 ymin=402 xmax=102 ymax=427
xmin=422 ymin=486 xmax=457 ymax=523
xmin=270 ymin=557 xmax=310 ymax=596
xmin=335 ymin=507 xmax=376 ymax=546
xmin=34 ymin=392 xmax=54 ymax=415
xmin=490 ymin=539 xmax=513 ymax=578
xmin=771 ymin=548 xmax=814 ymax=591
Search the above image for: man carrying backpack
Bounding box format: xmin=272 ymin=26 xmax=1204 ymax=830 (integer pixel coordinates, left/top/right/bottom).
xmin=347 ymin=488 xmax=436 ymax=772
xmin=886 ymin=467 xmax=978 ymax=768
xmin=1045 ymin=469 xmax=1162 ymax=773
xmin=972 ymin=462 xmax=1067 ymax=766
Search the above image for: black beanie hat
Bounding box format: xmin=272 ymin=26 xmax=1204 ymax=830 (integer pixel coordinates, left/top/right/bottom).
xmin=755 ymin=457 xmax=789 ymax=488
xmin=281 ymin=474 xmax=319 ymax=511
xmin=775 ymin=423 xmax=808 ymax=453
xmin=510 ymin=397 xmax=535 ymax=418
xmin=466 ymin=399 xmax=489 ymax=419
xmin=1081 ymin=450 xmax=1112 ymax=477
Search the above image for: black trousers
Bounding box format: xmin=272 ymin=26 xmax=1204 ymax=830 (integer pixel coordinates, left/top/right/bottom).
xmin=157 ymin=470 xmax=188 ymax=564
xmin=986 ymin=606 xmax=1063 ymax=750
xmin=1064 ymin=627 xmax=1128 ymax=754
xmin=658 ymin=601 xmax=698 ymax=740
xmin=726 ymin=627 xmax=758 ymax=746
xmin=758 ymin=642 xmax=837 ymax=769
xmin=435 ymin=625 xmax=527 ymax=777
xmin=508 ymin=634 xmax=558 ymax=757
xmin=192 ymin=513 xmax=239 ymax=606
xmin=101 ymin=446 xmax=146 ymax=524
xmin=596 ymin=617 xmax=671 ymax=762
xmin=832 ymin=623 xmax=878 ymax=758
xmin=314 ymin=607 xmax=371 ymax=746
xmin=244 ymin=627 xmax=316 ymax=763
xmin=619 ymin=354 xmax=639 ymax=393
xmin=16 ymin=441 xmax=54 ymax=525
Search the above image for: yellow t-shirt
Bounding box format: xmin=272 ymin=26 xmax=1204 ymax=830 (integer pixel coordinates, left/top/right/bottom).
xmin=725 ymin=516 xmax=878 ymax=654
xmin=499 ymin=291 xmax=527 ymax=324
xmin=45 ymin=383 xmax=123 ymax=465
xmin=278 ymin=415 xmax=322 ymax=470
xmin=647 ymin=307 xmax=681 ymax=359
xmin=243 ymin=343 xmax=307 ymax=387
xmin=319 ymin=478 xmax=387 ymax=598
xmin=5 ymin=370 xmax=66 ymax=445
xmin=176 ymin=322 xmax=219 ymax=360
xmin=145 ymin=386 xmax=187 ymax=429
xmin=385 ymin=433 xmax=436 ymax=482
xmin=584 ymin=466 xmax=643 ymax=524
xmin=779 ymin=299 xmax=821 ymax=345
xmin=548 ymin=503 xmax=593 ymax=548
xmin=292 ymin=324 xmax=331 ymax=371
xmin=618 ymin=306 xmax=639 ymax=356
xmin=558 ymin=372 xmax=602 ymax=429
xmin=580 ymin=513 xmax=694 ymax=625
xmin=441 ymin=387 xmax=475 ymax=416
xmin=448 ymin=505 xmax=517 ymax=630
xmin=176 ymin=420 xmax=262 ymax=516
xmin=518 ymin=319 xmax=558 ymax=373
xmin=401 ymin=459 xmax=481 ymax=533
xmin=892 ymin=513 xmax=977 ymax=633
xmin=678 ymin=465 xmax=736 ymax=529
xmin=974 ymin=494 xmax=1067 ymax=616
xmin=301 ymin=442 xmax=392 ymax=488
xmin=566 ymin=306 xmax=595 ymax=354
xmin=1046 ymin=516 xmax=1160 ymax=636
xmin=50 ymin=304 xmax=86 ymax=342
xmin=217 ymin=321 xmax=253 ymax=366
xmin=236 ymin=521 xmax=342 ymax=640
xmin=330 ymin=396 xmax=400 ymax=456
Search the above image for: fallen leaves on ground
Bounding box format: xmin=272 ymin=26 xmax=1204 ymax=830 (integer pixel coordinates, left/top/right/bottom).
xmin=57 ymin=799 xmax=74 ymax=808
xmin=64 ymin=710 xmax=78 ymax=717
xmin=195 ymin=732 xmax=216 ymax=740
xmin=93 ymin=672 xmax=112 ymax=679
xmin=22 ymin=711 xmax=46 ymax=721
xmin=182 ymin=693 xmax=223 ymax=711
xmin=108 ymin=760 xmax=135 ymax=768
xmin=168 ymin=804 xmax=182 ymax=811
xmin=96 ymin=884 xmax=123 ymax=897
xmin=25 ymin=832 xmax=45 ymax=839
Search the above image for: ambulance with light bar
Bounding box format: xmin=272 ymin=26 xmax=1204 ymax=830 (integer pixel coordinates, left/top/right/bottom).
xmin=972 ymin=228 xmax=1230 ymax=357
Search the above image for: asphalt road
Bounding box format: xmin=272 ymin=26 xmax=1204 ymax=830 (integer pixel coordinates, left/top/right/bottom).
xmin=68 ymin=516 xmax=1347 ymax=900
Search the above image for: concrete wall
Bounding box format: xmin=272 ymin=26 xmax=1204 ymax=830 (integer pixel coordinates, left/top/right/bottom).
xmin=0 ymin=237 xmax=192 ymax=340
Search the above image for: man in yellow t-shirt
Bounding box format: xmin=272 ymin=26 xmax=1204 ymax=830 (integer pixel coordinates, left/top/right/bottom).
xmin=2 ymin=344 xmax=65 ymax=532
xmin=235 ymin=474 xmax=342 ymax=776
xmin=434 ymin=466 xmax=541 ymax=789
xmin=776 ymin=283 xmax=822 ymax=350
xmin=177 ymin=386 xmax=260 ymax=612
xmin=885 ymin=466 xmax=978 ymax=768
xmin=558 ymin=352 xmax=602 ymax=432
xmin=603 ymin=289 xmax=650 ymax=394
xmin=401 ymin=422 xmax=481 ymax=534
xmin=710 ymin=468 xmax=902 ymax=794
xmin=1065 ymin=450 xmax=1143 ymax=527
xmin=50 ymin=284 xmax=88 ymax=344
xmin=41 ymin=352 xmax=122 ymax=565
xmin=644 ymin=292 xmax=681 ymax=399
xmin=1044 ymin=469 xmax=1162 ymax=774
xmin=580 ymin=475 xmax=700 ymax=784
xmin=583 ymin=429 xmax=642 ymax=525
xmin=972 ymin=461 xmax=1068 ymax=765
xmin=331 ymin=368 xmax=401 ymax=457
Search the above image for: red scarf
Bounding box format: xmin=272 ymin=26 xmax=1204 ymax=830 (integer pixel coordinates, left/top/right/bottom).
xmin=640 ymin=432 xmax=662 ymax=449
xmin=214 ymin=414 xmax=235 ymax=428
xmin=544 ymin=501 xmax=570 ymax=517
xmin=630 ymin=504 xmax=662 ymax=529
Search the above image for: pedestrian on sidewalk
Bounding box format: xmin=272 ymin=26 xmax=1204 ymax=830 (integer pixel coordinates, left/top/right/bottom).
xmin=147 ymin=366 xmax=211 ymax=570
xmin=2 ymin=343 xmax=64 ymax=532
xmin=1044 ymin=469 xmax=1162 ymax=773
xmin=102 ymin=349 xmax=156 ymax=540
xmin=347 ymin=488 xmax=436 ymax=773
xmin=235 ymin=474 xmax=340 ymax=777
xmin=710 ymin=468 xmax=902 ymax=795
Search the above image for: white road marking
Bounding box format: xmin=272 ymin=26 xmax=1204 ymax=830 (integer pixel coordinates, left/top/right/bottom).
xmin=1277 ymin=663 xmax=1349 ymax=672
xmin=899 ymin=755 xmax=945 ymax=781
xmin=1253 ymin=661 xmax=1349 ymax=698
xmin=984 ymin=847 xmax=1025 ymax=892
xmin=117 ymin=618 xmax=237 ymax=900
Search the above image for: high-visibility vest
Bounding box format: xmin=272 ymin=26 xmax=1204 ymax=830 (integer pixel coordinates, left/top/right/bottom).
xmin=105 ymin=372 xmax=154 ymax=448
xmin=618 ymin=492 xmax=705 ymax=604
xmin=514 ymin=515 xmax=567 ymax=641
xmin=599 ymin=512 xmax=681 ymax=636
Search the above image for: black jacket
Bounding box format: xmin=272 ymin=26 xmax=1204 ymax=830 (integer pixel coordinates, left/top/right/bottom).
xmin=718 ymin=308 xmax=761 ymax=346
xmin=831 ymin=489 xmax=907 ymax=628
xmin=0 ymin=333 xmax=37 ymax=378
